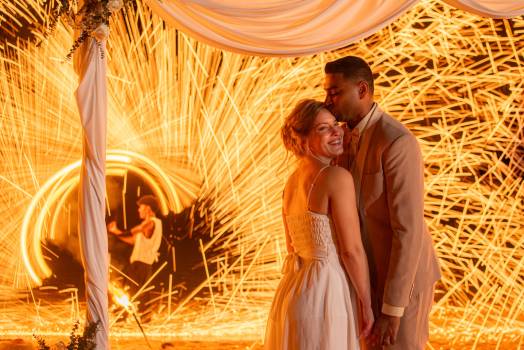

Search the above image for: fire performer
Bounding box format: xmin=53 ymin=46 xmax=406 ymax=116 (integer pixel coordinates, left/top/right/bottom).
xmin=108 ymin=195 xmax=163 ymax=315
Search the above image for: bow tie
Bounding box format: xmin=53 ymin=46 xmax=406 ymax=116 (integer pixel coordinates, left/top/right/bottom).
xmin=341 ymin=126 xmax=360 ymax=170
xmin=346 ymin=127 xmax=359 ymax=139
xmin=343 ymin=127 xmax=360 ymax=148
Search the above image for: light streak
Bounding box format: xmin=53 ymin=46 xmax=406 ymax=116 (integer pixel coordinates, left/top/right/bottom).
xmin=0 ymin=0 xmax=522 ymax=347
xmin=20 ymin=161 xmax=81 ymax=285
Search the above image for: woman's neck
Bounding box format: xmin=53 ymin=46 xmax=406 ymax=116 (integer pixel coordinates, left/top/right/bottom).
xmin=302 ymin=154 xmax=332 ymax=167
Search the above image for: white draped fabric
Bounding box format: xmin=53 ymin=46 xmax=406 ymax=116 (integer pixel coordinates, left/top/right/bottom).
xmin=144 ymin=0 xmax=524 ymax=56
xmin=443 ymin=0 xmax=524 ymax=18
xmin=143 ymin=0 xmax=419 ymax=56
xmin=74 ymin=36 xmax=109 ymax=349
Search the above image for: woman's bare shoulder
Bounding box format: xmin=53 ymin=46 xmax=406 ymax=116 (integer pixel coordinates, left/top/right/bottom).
xmin=324 ymin=166 xmax=355 ymax=189
xmin=325 ymin=166 xmax=353 ymax=180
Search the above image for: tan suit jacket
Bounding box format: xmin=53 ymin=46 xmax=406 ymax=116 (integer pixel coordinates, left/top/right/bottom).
xmin=342 ymin=106 xmax=441 ymax=310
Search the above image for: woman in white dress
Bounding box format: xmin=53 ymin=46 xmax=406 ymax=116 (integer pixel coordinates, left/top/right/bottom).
xmin=265 ymin=99 xmax=374 ymax=350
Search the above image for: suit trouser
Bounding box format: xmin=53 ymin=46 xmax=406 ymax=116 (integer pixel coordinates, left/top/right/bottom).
xmin=366 ymin=285 xmax=435 ymax=350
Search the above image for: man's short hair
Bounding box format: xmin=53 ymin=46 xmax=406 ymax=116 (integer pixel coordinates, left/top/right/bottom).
xmin=137 ymin=195 xmax=160 ymax=214
xmin=324 ymin=56 xmax=374 ymax=93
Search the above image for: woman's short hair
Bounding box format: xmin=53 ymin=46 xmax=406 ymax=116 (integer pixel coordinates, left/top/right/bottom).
xmin=281 ymin=99 xmax=325 ymax=157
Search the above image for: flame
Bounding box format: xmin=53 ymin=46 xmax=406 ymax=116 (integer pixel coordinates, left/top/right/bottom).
xmin=109 ymin=283 xmax=132 ymax=310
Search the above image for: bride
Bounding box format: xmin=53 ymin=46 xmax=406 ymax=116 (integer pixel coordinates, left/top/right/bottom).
xmin=265 ymin=99 xmax=374 ymax=349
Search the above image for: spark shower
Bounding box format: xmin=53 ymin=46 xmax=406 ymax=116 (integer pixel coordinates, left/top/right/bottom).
xmin=0 ymin=0 xmax=522 ymax=348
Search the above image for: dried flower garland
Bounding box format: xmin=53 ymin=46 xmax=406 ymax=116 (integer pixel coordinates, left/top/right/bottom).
xmin=47 ymin=0 xmax=131 ymax=59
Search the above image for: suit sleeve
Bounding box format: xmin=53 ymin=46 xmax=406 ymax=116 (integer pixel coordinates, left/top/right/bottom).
xmin=382 ymin=133 xmax=425 ymax=309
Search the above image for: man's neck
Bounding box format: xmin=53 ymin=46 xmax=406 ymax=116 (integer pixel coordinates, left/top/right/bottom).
xmin=348 ymin=116 xmax=364 ymax=129
xmin=348 ymin=101 xmax=374 ymax=129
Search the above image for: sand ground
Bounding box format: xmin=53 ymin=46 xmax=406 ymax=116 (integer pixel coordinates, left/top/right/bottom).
xmin=1 ymin=337 xmax=521 ymax=349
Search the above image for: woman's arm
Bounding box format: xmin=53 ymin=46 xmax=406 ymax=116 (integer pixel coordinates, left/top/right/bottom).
xmin=282 ymin=178 xmax=294 ymax=254
xmin=328 ymin=167 xmax=373 ymax=337
xmin=282 ymin=209 xmax=293 ymax=254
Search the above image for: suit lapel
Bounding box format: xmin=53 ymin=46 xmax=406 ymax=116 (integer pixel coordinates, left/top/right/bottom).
xmin=354 ymin=109 xmax=382 ymax=208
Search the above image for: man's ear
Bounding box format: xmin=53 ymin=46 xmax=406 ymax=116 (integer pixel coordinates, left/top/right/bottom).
xmin=358 ymin=81 xmax=368 ymax=98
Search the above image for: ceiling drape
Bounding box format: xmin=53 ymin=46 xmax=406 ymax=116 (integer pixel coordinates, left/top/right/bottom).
xmin=143 ymin=0 xmax=524 ymax=56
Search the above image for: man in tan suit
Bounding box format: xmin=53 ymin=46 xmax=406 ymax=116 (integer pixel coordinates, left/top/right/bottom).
xmin=324 ymin=56 xmax=441 ymax=349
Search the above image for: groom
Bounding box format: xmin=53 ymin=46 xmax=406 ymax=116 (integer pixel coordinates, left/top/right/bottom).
xmin=324 ymin=56 xmax=441 ymax=350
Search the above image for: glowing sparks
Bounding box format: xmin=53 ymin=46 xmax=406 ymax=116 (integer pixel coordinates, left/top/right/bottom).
xmin=0 ymin=0 xmax=523 ymax=348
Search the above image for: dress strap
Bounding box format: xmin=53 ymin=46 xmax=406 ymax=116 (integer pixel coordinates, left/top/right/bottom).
xmin=306 ymin=165 xmax=330 ymax=210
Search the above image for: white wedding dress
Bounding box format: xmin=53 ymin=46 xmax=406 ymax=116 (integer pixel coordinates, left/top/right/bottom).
xmin=265 ymin=167 xmax=360 ymax=350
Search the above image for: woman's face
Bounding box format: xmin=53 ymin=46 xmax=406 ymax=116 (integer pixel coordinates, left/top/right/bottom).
xmin=306 ymin=108 xmax=344 ymax=158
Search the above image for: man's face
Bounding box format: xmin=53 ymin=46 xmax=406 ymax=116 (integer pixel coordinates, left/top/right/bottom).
xmin=138 ymin=204 xmax=148 ymax=219
xmin=324 ymin=73 xmax=363 ymax=123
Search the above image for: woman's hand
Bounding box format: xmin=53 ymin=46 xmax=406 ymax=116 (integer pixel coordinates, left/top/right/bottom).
xmin=359 ymin=303 xmax=374 ymax=339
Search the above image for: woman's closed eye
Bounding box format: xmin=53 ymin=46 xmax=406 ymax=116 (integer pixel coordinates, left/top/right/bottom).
xmin=315 ymin=122 xmax=341 ymax=133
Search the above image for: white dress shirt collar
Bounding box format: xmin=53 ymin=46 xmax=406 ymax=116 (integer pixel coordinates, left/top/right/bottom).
xmin=353 ymin=102 xmax=378 ymax=133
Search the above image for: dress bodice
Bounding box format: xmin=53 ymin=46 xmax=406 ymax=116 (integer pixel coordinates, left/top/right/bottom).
xmin=284 ymin=211 xmax=338 ymax=260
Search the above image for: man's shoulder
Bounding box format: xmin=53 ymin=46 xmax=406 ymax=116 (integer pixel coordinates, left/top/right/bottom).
xmin=151 ymin=217 xmax=163 ymax=231
xmin=374 ymin=108 xmax=415 ymax=142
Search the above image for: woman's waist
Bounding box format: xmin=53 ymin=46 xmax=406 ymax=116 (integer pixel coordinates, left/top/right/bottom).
xmin=291 ymin=242 xmax=338 ymax=258
xmin=282 ymin=249 xmax=339 ymax=273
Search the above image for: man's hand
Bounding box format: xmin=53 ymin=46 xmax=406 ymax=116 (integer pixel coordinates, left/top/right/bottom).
xmin=370 ymin=313 xmax=401 ymax=347
xmin=107 ymin=221 xmax=123 ymax=236
xmin=107 ymin=221 xmax=117 ymax=234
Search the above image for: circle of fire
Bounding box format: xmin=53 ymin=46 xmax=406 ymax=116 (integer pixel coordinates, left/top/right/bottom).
xmin=20 ymin=149 xmax=182 ymax=285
